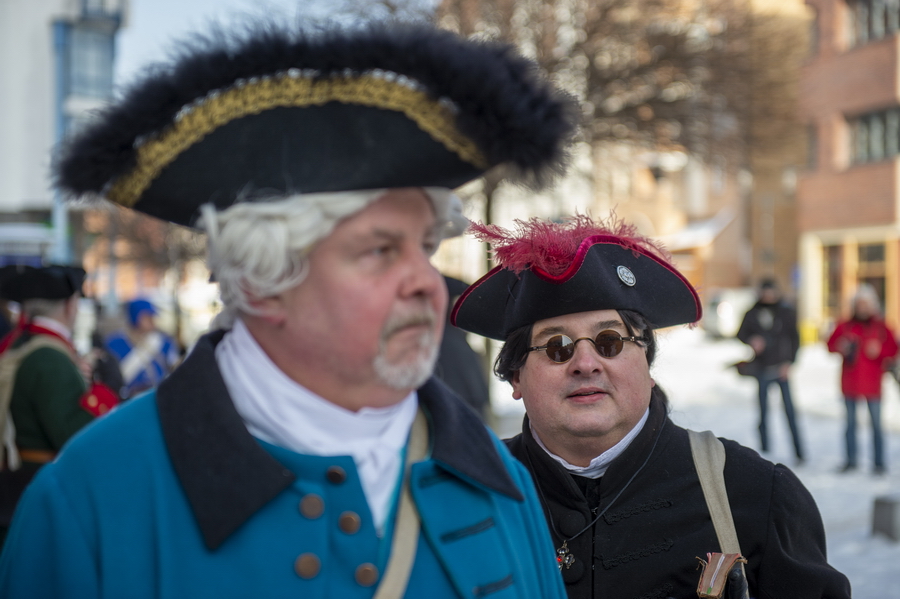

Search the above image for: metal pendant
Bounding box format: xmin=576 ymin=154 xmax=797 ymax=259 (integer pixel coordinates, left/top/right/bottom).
xmin=556 ymin=541 xmax=575 ymax=570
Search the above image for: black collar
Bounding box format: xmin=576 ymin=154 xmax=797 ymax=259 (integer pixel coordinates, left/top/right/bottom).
xmin=519 ymin=394 xmax=670 ymax=507
xmin=157 ymin=330 xmax=522 ymax=550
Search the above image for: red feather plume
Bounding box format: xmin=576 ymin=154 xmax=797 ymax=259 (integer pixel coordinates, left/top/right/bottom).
xmin=469 ymin=213 xmax=673 ymax=276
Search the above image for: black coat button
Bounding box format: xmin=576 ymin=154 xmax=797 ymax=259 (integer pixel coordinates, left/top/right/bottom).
xmin=326 ymin=466 xmax=346 ymax=484
xmin=561 ymin=554 xmax=585 ymax=584
xmin=558 ymin=510 xmax=587 ymax=537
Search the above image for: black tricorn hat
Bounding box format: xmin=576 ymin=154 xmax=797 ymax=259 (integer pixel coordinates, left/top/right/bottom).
xmin=55 ymin=22 xmax=577 ymax=227
xmin=451 ymin=216 xmax=701 ymax=340
xmin=0 ymin=265 xmax=86 ymax=303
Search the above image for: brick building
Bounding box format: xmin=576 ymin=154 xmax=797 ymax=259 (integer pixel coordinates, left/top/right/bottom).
xmin=798 ymin=0 xmax=900 ymax=339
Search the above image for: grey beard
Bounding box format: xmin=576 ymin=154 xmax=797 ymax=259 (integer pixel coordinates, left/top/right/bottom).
xmin=373 ymin=327 xmax=440 ymax=390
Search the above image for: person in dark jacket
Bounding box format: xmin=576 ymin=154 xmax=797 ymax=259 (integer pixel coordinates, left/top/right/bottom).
xmin=451 ymin=216 xmax=850 ymax=599
xmin=435 ymin=275 xmax=491 ymax=419
xmin=826 ymin=284 xmax=898 ymax=474
xmin=736 ymin=278 xmax=805 ymax=461
xmin=0 ymin=21 xmax=575 ymax=598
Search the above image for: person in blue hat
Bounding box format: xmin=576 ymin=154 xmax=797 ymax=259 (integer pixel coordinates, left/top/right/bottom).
xmin=104 ymin=298 xmax=179 ymax=400
xmin=0 ymin=20 xmax=575 ymax=599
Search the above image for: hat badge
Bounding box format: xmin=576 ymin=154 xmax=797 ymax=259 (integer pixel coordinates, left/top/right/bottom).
xmin=617 ymin=265 xmax=636 ymax=286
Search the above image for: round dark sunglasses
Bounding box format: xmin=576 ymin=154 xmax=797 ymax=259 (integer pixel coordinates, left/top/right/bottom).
xmin=528 ymin=330 xmax=647 ymax=363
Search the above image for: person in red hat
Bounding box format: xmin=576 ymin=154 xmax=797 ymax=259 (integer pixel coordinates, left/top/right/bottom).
xmin=452 ymin=215 xmax=850 ymax=599
xmin=0 ymin=265 xmax=117 ymax=546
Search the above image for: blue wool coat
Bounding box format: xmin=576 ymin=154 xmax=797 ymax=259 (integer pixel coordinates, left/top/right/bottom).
xmin=0 ymin=331 xmax=565 ymax=599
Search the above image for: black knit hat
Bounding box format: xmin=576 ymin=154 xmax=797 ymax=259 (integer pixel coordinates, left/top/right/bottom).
xmin=55 ymin=22 xmax=577 ymax=227
xmin=451 ymin=216 xmax=701 ymax=340
xmin=0 ymin=265 xmax=86 ymax=303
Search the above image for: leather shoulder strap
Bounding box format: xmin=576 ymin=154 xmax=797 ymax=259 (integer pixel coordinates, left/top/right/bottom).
xmin=0 ymin=336 xmax=73 ymax=469
xmin=688 ymin=429 xmax=741 ymax=555
xmin=372 ymin=408 xmax=429 ymax=599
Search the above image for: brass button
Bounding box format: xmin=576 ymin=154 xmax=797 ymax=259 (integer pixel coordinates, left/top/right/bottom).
xmin=294 ymin=553 xmax=321 ymax=579
xmin=355 ymin=563 xmax=379 ymax=586
xmin=326 ymin=466 xmax=346 ymax=484
xmin=338 ymin=511 xmax=361 ymax=534
xmin=87 ymin=395 xmax=98 ymax=407
xmin=299 ymin=494 xmax=325 ymax=519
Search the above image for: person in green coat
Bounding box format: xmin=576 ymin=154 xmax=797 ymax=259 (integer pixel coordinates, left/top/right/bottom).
xmin=0 ymin=265 xmax=114 ymax=544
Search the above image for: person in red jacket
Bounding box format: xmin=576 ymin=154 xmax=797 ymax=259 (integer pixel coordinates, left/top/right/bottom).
xmin=826 ymin=284 xmax=898 ymax=475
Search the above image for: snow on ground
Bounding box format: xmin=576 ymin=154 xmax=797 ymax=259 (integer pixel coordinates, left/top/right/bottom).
xmin=489 ymin=327 xmax=900 ymax=599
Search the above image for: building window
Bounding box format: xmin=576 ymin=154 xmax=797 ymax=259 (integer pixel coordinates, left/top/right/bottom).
xmin=810 ymin=10 xmax=820 ymax=56
xmin=850 ymin=108 xmax=900 ymax=164
xmin=858 ymin=242 xmax=887 ymax=307
xmin=69 ymin=25 xmax=114 ymax=99
xmin=82 ymin=0 xmax=116 ymax=16
xmin=850 ymin=0 xmax=900 ymax=46
xmin=807 ymin=124 xmax=818 ymax=170
xmin=824 ymin=244 xmax=843 ymax=321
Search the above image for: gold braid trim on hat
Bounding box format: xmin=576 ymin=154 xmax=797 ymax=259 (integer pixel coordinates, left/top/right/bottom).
xmin=106 ymin=72 xmax=489 ymax=207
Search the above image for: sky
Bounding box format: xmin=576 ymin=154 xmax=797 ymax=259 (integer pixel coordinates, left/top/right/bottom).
xmin=114 ymin=0 xmax=439 ymax=88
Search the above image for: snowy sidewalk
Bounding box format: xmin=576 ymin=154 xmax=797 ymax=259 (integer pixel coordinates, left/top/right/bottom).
xmin=489 ymin=327 xmax=900 ymax=598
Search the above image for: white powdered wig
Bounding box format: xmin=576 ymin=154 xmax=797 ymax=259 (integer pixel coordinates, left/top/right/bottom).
xmin=199 ymin=187 xmax=455 ymax=329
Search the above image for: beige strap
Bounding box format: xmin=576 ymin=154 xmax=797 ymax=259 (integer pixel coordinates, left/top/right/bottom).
xmin=0 ymin=336 xmax=73 ymax=470
xmin=688 ymin=428 xmax=749 ymax=595
xmin=372 ymin=408 xmax=429 ymax=599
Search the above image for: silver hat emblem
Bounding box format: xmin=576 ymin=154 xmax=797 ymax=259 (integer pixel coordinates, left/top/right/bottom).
xmin=617 ymin=265 xmax=636 ymax=286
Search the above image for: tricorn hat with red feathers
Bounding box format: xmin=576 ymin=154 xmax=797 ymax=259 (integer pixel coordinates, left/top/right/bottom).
xmin=450 ymin=215 xmax=701 ymax=340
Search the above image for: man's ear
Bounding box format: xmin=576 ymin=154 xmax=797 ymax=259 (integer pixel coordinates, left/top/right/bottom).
xmin=65 ymin=295 xmax=79 ymax=318
xmin=246 ymin=294 xmax=287 ymax=326
xmin=510 ymin=370 xmax=523 ymax=400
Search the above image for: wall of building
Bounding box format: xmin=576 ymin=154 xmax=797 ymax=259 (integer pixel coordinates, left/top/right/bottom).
xmin=0 ymin=0 xmax=63 ymax=213
xmin=797 ymin=0 xmax=900 ymax=338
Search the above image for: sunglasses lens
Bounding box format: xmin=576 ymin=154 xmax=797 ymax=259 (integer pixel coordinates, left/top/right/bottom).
xmin=595 ymin=332 xmax=624 ymax=358
xmin=545 ymin=335 xmax=575 ymax=363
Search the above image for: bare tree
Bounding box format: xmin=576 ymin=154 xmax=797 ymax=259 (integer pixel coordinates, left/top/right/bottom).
xmin=438 ymin=0 xmax=761 ymax=163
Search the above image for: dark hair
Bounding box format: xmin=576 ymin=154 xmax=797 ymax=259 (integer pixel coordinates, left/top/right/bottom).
xmin=759 ymin=277 xmax=778 ymax=291
xmin=495 ymin=308 xmax=670 ymax=409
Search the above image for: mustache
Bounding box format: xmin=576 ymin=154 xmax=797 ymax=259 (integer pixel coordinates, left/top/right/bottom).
xmin=381 ymin=309 xmax=437 ymax=338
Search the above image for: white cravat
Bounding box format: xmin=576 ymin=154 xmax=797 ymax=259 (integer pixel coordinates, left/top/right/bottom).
xmin=532 ymin=408 xmax=649 ymax=479
xmin=215 ymin=318 xmax=417 ymax=532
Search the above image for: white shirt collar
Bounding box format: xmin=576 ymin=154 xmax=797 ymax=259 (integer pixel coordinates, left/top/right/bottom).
xmin=31 ymin=316 xmax=72 ymax=342
xmin=215 ymin=318 xmax=417 ymax=532
xmin=531 ymin=408 xmax=650 ymax=479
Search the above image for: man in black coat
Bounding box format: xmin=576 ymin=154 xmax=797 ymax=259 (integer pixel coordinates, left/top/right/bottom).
xmin=435 ymin=275 xmax=491 ymax=419
xmin=736 ymin=279 xmax=804 ymax=461
xmin=451 ymin=216 xmax=850 ymax=599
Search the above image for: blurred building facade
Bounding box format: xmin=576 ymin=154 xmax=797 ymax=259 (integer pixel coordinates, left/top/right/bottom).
xmin=798 ymin=0 xmax=900 ymax=339
xmin=435 ymin=0 xmax=814 ymax=339
xmin=0 ymin=0 xmax=125 ymax=269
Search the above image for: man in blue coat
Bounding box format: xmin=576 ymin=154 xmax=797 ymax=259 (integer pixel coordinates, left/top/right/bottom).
xmin=0 ymin=20 xmax=575 ymax=598
xmin=105 ymin=298 xmax=180 ymax=399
